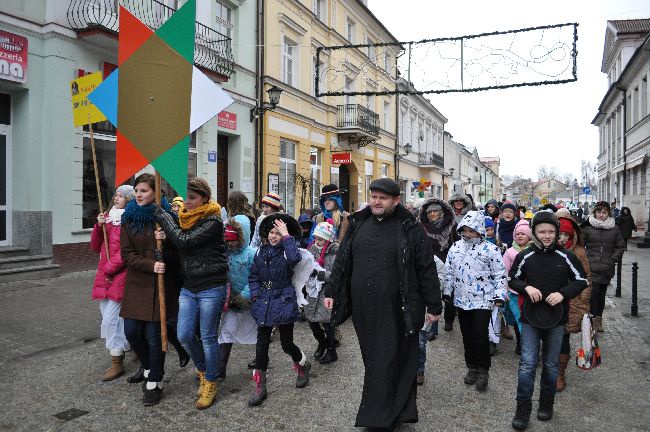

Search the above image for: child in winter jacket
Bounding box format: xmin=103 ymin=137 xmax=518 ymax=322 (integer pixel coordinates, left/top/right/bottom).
xmin=555 ymin=208 xmax=591 ymax=392
xmin=485 ymin=217 xmax=496 ymax=244
xmin=217 ymin=215 xmax=258 ymax=380
xmin=91 ymin=185 xmax=134 ymax=382
xmin=501 ymin=219 xmax=532 ymax=355
xmin=497 ymin=202 xmax=519 ymax=250
xmin=509 ymin=211 xmax=588 ymax=430
xmin=443 ymin=210 xmax=507 ymax=392
xmin=417 ymin=255 xmax=445 ymax=385
xmin=305 ymin=222 xmax=339 ymax=364
xmin=248 ymin=214 xmax=311 ymax=407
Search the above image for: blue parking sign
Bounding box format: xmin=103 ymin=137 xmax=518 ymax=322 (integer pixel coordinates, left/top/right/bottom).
xmin=583 ymin=186 xmax=591 ymax=195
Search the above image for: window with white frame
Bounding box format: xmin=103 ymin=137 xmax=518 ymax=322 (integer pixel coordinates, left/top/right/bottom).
xmin=642 ymin=76 xmax=648 ymax=118
xmin=383 ymin=101 xmax=390 ymax=130
xmin=633 ymin=86 xmax=639 ymax=125
xmin=279 ymin=139 xmax=297 ymax=214
xmin=214 ymin=1 xmax=233 ymax=39
xmin=366 ymin=94 xmax=375 ymax=112
xmin=310 ymin=147 xmax=322 ymax=207
xmin=313 ymin=0 xmax=327 ymax=23
xmin=367 ymin=37 xmax=376 ymax=63
xmin=365 ymin=160 xmax=374 ymax=202
xmin=346 ymin=18 xmax=355 ymax=43
xmin=331 ymin=1 xmax=337 ymax=27
xmin=381 ymin=163 xmax=388 ymax=178
xmin=344 ymin=76 xmax=354 ymax=105
xmin=282 ymin=37 xmax=298 ymax=87
xmin=384 ymin=51 xmax=391 ymax=74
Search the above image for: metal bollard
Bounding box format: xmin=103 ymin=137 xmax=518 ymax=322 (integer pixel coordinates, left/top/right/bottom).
xmin=631 ymin=262 xmax=638 ymax=317
xmin=615 ymin=258 xmax=622 ymax=297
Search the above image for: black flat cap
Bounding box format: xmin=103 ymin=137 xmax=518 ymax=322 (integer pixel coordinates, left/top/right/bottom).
xmin=369 ymin=178 xmax=401 ymax=196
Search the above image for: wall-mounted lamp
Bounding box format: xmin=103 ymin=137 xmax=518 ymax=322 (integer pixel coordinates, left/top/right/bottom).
xmin=396 ymin=143 xmax=412 ymax=160
xmin=250 ymin=85 xmax=283 ymax=122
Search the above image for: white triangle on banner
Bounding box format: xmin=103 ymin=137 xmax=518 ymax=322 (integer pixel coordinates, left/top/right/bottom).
xmin=189 ymin=66 xmax=235 ymax=133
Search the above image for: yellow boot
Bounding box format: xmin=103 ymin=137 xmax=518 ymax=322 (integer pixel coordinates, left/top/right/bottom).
xmin=196 ymin=370 xmax=206 ymax=398
xmin=196 ymin=380 xmax=218 ymax=410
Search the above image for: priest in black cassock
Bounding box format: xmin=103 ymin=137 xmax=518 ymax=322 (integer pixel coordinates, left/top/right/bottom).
xmin=324 ymin=178 xmax=442 ymax=430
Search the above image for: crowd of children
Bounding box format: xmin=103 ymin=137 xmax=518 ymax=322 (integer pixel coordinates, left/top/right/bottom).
xmin=89 ymin=179 xmax=610 ymax=430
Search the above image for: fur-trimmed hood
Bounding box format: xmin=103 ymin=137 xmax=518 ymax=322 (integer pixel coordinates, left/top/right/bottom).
xmin=448 ymin=192 xmax=473 ymax=220
xmin=227 ymin=215 xmax=251 ymax=252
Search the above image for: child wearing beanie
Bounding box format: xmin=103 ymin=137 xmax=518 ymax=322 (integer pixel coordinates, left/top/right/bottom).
xmin=497 ymin=202 xmax=519 ymax=250
xmin=555 ymin=209 xmax=591 ymax=392
xmin=485 ymin=217 xmax=496 ymax=244
xmin=305 ymin=222 xmax=339 ymax=364
xmin=90 ymin=184 xmax=135 ymax=382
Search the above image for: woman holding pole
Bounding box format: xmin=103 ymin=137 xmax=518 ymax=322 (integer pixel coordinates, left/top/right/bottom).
xmin=155 ymin=178 xmax=229 ymax=410
xmin=120 ymin=173 xmax=181 ymax=407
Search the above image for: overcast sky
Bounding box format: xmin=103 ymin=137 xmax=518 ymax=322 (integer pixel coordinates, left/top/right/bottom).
xmin=369 ymin=0 xmax=650 ymax=181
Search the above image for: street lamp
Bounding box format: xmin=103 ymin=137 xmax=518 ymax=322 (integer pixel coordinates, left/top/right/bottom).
xmin=396 ymin=142 xmax=412 ymax=160
xmin=250 ymin=85 xmax=283 ymax=121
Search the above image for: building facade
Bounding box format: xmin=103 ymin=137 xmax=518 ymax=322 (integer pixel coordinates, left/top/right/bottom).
xmin=0 ymin=0 xmax=251 ymax=265
xmin=593 ymin=19 xmax=650 ymax=227
xmin=396 ymin=78 xmax=446 ymax=202
xmin=257 ymin=0 xmax=400 ymax=216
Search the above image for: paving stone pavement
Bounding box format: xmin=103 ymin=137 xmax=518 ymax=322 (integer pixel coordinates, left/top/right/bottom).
xmin=0 ymin=249 xmax=649 ymax=432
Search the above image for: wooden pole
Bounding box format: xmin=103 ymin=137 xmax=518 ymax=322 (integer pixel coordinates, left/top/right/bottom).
xmin=155 ymin=171 xmax=168 ymax=352
xmin=88 ymin=120 xmax=110 ymax=260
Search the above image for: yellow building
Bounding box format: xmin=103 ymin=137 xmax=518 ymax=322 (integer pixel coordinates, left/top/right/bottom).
xmin=256 ymin=0 xmax=400 ymax=215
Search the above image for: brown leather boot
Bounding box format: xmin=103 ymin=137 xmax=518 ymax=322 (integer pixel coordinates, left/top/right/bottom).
xmin=556 ymin=354 xmax=570 ymax=392
xmin=102 ymin=355 xmax=125 ymax=381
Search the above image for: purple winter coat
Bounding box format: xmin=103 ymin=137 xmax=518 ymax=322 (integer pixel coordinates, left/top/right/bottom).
xmin=248 ymin=236 xmax=302 ymax=326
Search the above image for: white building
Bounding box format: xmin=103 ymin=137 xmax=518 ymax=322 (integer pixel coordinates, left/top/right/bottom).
xmin=396 ymin=79 xmax=447 ymax=201
xmin=593 ymin=19 xmax=650 ymax=227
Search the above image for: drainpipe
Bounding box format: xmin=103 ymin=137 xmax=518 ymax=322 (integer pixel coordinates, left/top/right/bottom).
xmin=394 ymin=84 xmax=400 ymax=182
xmin=255 ymin=0 xmax=266 ymax=204
xmin=253 ymin=0 xmax=260 ymax=203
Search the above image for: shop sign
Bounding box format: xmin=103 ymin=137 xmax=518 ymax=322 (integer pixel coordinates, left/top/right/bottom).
xmin=268 ymin=173 xmax=279 ymax=195
xmin=0 ymin=30 xmax=28 ymax=83
xmin=332 ymin=152 xmax=352 ymax=165
xmin=218 ymin=111 xmax=237 ymax=130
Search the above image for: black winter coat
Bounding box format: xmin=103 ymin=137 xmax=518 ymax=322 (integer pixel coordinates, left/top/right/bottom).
xmin=156 ymin=210 xmax=228 ymax=292
xmin=325 ymin=204 xmax=443 ymax=336
xmin=616 ymin=210 xmax=636 ymax=239
xmin=508 ymin=242 xmax=588 ymax=325
xmin=581 ymin=217 xmax=626 ymax=284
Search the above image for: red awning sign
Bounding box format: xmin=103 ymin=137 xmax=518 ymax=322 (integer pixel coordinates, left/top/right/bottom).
xmin=332 ymin=152 xmax=352 ymax=165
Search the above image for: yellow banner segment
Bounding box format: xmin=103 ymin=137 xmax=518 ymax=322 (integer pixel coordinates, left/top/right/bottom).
xmin=71 ymin=72 xmax=107 ymax=127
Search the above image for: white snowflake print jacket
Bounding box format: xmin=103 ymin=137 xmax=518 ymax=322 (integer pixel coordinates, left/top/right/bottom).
xmin=443 ymin=210 xmax=507 ymax=310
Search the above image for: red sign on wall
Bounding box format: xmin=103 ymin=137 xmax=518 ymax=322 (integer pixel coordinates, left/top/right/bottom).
xmin=0 ymin=30 xmax=28 ymax=83
xmin=332 ymin=152 xmax=352 ymax=165
xmin=218 ymin=111 xmax=237 ymax=130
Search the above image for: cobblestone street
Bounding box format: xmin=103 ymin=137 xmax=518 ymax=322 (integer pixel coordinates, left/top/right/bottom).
xmin=1 ymin=249 xmax=649 ymax=432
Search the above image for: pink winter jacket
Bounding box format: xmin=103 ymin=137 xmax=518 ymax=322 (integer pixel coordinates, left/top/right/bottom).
xmin=90 ymin=222 xmax=127 ymax=302
xmin=503 ymin=246 xmax=522 ymax=294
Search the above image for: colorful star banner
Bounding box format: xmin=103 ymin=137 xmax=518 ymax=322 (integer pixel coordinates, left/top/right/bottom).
xmin=412 ymin=177 xmax=432 ymax=197
xmin=88 ymin=0 xmax=233 ymax=194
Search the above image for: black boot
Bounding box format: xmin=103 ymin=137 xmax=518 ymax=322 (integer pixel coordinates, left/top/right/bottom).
xmin=247 ymin=359 xmax=256 ymax=369
xmin=319 ymin=348 xmax=338 ymax=364
xmin=216 ymin=343 xmax=232 ymax=380
xmin=313 ymin=341 xmax=326 ymax=360
xmin=475 ymin=368 xmax=489 ymax=392
xmin=463 ymin=367 xmax=478 ymax=385
xmin=514 ymin=325 xmax=522 ymax=355
xmin=444 ymin=321 xmax=453 ymax=331
xmin=537 ymin=394 xmax=555 ymax=421
xmin=127 ymin=367 xmax=145 ymax=383
xmin=167 ymin=322 xmax=189 ymax=368
xmin=512 ymin=400 xmax=532 ymax=430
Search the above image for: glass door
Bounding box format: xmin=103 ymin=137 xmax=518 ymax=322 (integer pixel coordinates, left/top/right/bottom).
xmin=0 ymin=124 xmax=11 ymax=246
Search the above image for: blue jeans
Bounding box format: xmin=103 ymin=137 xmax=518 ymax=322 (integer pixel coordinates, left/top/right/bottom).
xmin=417 ymin=330 xmax=428 ymax=373
xmin=516 ymin=323 xmax=564 ymax=402
xmin=177 ymin=285 xmax=227 ymax=381
xmin=124 ymin=318 xmax=166 ymax=382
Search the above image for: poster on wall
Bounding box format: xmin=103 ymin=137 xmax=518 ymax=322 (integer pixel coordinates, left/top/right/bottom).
xmin=0 ymin=30 xmax=28 ymax=83
xmin=268 ymin=173 xmax=279 ymax=195
xmin=70 ymin=72 xmax=107 ymax=126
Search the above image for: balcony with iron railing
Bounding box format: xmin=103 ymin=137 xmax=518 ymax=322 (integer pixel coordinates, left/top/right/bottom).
xmin=67 ymin=0 xmax=234 ymax=79
xmin=418 ymin=152 xmax=444 ymax=168
xmin=337 ymin=104 xmax=380 ymax=137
